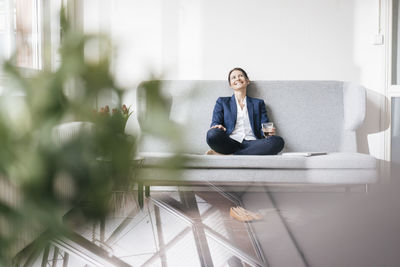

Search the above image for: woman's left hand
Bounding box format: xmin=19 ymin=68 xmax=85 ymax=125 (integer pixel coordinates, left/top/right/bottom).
xmin=263 ymin=127 xmax=276 ymax=137
xmin=269 ymin=127 xmax=276 ymax=136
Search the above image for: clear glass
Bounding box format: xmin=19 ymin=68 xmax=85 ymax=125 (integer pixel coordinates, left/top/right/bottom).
xmin=262 ymin=122 xmax=274 ymax=137
xmin=30 ymin=246 xmax=94 ymax=267
xmin=26 ymin=188 xmax=265 ymax=266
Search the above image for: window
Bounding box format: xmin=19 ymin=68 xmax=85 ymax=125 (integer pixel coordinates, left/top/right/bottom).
xmin=0 ymin=0 xmax=64 ymax=72
xmin=386 ymin=0 xmax=400 ymax=164
xmin=0 ymin=0 xmax=42 ymax=69
xmin=0 ymin=0 xmax=11 ymax=62
xmin=391 ymin=0 xmax=400 ymax=93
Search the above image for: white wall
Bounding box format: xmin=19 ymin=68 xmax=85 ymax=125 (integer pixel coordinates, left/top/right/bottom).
xmin=85 ymin=0 xmax=387 ymax=159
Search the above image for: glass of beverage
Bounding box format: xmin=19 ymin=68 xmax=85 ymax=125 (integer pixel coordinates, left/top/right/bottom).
xmin=262 ymin=122 xmax=274 ymax=137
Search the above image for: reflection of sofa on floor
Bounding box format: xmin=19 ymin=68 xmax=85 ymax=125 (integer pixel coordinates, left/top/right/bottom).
xmin=137 ymin=81 xmax=377 ymax=187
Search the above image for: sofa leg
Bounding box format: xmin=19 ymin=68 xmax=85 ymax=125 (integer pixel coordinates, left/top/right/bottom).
xmin=145 ymin=185 xmax=150 ymax=197
xmin=138 ymin=182 xmax=143 ymax=209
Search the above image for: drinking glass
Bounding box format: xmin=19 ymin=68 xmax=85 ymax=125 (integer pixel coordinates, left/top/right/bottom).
xmin=262 ymin=122 xmax=274 ymax=137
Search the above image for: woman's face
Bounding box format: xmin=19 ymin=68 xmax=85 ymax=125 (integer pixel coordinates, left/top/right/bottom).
xmin=229 ymin=70 xmax=249 ymax=91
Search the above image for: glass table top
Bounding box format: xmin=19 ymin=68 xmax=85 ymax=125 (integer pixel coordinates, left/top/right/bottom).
xmin=25 ymin=186 xmax=266 ymax=267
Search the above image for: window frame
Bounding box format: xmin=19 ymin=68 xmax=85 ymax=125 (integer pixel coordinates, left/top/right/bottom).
xmin=383 ymin=0 xmax=400 ymax=171
xmin=0 ymin=0 xmax=66 ymax=75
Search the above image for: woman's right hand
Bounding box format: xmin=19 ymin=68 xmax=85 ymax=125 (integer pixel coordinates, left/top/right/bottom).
xmin=211 ymin=124 xmax=226 ymax=131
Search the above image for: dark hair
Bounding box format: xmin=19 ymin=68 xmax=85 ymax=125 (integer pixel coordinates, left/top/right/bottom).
xmin=228 ymin=67 xmax=249 ymax=85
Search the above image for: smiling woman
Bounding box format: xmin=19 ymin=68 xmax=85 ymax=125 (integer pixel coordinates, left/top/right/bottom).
xmin=206 ymin=67 xmax=285 ymax=155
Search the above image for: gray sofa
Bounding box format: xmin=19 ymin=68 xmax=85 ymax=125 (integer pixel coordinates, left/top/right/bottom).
xmin=137 ymin=80 xmax=377 ymax=186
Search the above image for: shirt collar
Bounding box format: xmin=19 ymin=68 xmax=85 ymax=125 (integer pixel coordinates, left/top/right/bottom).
xmin=234 ymin=95 xmax=247 ymax=108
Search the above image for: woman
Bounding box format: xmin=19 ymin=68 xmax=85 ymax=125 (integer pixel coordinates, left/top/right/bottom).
xmin=206 ymin=67 xmax=284 ymax=155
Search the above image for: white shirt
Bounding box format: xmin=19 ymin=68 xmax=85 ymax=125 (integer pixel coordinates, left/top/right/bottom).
xmin=229 ymin=96 xmax=257 ymax=143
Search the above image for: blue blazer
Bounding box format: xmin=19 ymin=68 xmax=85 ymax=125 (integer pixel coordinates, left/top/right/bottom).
xmin=210 ymin=95 xmax=269 ymax=139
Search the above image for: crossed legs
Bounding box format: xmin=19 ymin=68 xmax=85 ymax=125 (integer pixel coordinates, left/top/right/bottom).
xmin=206 ymin=128 xmax=284 ymax=155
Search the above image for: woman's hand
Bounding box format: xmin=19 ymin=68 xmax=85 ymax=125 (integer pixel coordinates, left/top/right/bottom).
xmin=262 ymin=127 xmax=276 ymax=137
xmin=269 ymin=127 xmax=276 ymax=136
xmin=211 ymin=124 xmax=226 ymax=131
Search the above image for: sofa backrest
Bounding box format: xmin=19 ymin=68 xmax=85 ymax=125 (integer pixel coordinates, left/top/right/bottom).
xmin=137 ymin=80 xmax=365 ymax=154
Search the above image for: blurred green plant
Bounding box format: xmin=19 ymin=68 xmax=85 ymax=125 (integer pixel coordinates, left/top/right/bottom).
xmin=0 ymin=6 xmax=184 ymax=267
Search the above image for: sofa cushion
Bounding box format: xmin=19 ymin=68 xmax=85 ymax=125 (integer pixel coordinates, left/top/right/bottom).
xmin=138 ymin=168 xmax=377 ymax=185
xmin=139 ymin=152 xmax=376 ymax=170
xmin=138 ymin=152 xmax=377 ymax=185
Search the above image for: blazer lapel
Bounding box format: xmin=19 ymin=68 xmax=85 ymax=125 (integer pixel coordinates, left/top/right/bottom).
xmin=246 ymin=96 xmax=256 ymax=135
xmin=230 ymin=95 xmax=237 ymax=127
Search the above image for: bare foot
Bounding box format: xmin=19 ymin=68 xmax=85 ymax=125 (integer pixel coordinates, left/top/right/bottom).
xmin=205 ymin=149 xmax=227 ymax=155
xmin=230 ymin=206 xmax=262 ymax=222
